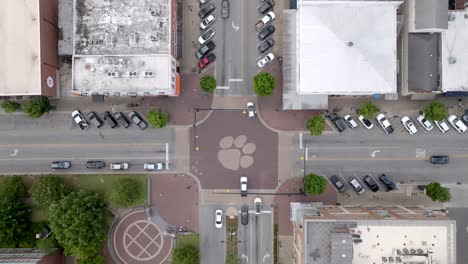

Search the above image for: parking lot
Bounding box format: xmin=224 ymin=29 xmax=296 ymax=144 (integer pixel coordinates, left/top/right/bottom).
xmin=196 ymin=0 xmax=281 ymax=95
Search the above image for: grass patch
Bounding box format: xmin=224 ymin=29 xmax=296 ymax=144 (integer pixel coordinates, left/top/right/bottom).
xmin=63 ymin=174 xmax=148 ymax=208
xmin=225 ymin=217 xmax=239 ymax=264
xmin=178 ymin=234 xmax=199 ymax=249
xmin=31 ymin=204 xmax=49 ymax=223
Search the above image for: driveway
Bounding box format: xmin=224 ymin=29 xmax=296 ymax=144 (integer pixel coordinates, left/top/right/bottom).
xmin=190 ymin=110 xmax=278 ymax=189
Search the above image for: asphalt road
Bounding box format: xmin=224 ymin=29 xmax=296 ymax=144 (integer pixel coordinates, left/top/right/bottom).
xmin=298 ymin=130 xmax=468 ymax=183
xmin=0 ymin=113 xmax=174 ymax=174
xmin=447 ymin=208 xmax=468 ymax=264
xmin=200 ymin=204 xmax=226 ymax=264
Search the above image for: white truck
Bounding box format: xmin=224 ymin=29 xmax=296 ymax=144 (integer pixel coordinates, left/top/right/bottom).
xmin=255 ymin=11 xmax=275 ymax=31
xmin=72 ymin=110 xmax=89 ymax=131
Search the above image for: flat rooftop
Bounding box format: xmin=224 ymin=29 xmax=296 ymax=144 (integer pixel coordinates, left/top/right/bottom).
xmin=72 ymin=54 xmax=175 ymax=95
xmin=73 ymin=0 xmax=170 ymax=55
xmin=441 ymin=10 xmax=468 ymax=92
xmin=0 ymin=0 xmax=41 ymax=96
xmin=306 ymin=219 xmax=456 ymax=264
xmin=297 ymin=1 xmax=400 ymax=95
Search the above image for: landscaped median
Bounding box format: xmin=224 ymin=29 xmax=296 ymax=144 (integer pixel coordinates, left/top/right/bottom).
xmin=1 ymin=174 xmax=148 ymax=263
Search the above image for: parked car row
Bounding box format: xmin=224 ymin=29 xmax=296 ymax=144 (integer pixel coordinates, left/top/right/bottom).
xmin=256 ymin=9 xmax=276 ymax=68
xmin=51 ymin=161 xmax=165 ymax=171
xmin=330 ymin=174 xmax=396 ymax=195
xmin=214 ymin=197 xmax=262 ymax=228
xmin=329 ymin=112 xmax=468 ymax=135
xmin=71 ymin=110 xmax=148 ymax=130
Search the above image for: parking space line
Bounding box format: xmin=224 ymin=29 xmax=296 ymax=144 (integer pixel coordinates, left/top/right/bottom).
xmin=0 ymin=156 xmax=166 ymax=161
xmin=216 ymin=86 xmax=230 ymax=90
xmin=299 ymin=133 xmax=303 ymax=149
xmin=166 ymin=143 xmax=169 ymax=170
xmin=229 ymin=78 xmax=244 ymax=82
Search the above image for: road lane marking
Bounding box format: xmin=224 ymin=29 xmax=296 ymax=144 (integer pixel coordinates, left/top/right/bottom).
xmin=308 ymin=146 xmax=400 ymax=150
xmin=165 ymin=143 xmax=169 ymax=170
xmin=9 ymin=149 xmax=18 ymax=157
xmin=229 ymin=78 xmax=243 ymax=82
xmin=370 ymin=150 xmax=381 ymax=158
xmin=416 ymin=148 xmax=426 ymax=158
xmin=307 ymin=157 xmax=426 ymax=161
xmin=299 ymin=133 xmax=303 ymax=149
xmin=216 ymin=86 xmax=230 ymax=90
xmin=0 ymin=143 xmax=167 ymax=148
xmin=305 ymin=147 xmax=308 ymax=161
xmin=232 ymin=20 xmax=239 ymax=31
xmin=0 ymin=156 xmax=166 ymax=161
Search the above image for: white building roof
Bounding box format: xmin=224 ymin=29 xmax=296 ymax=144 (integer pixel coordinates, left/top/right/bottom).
xmin=0 ymin=0 xmax=41 ymax=96
xmin=441 ymin=10 xmax=468 ymax=92
xmin=297 ymin=1 xmax=401 ymax=95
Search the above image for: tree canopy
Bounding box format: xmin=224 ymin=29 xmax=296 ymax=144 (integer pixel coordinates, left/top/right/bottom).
xmin=424 ymin=102 xmax=448 ymax=121
xmin=425 ymin=182 xmax=451 ymax=203
xmin=253 ymin=72 xmax=276 ymax=96
xmin=30 ymin=175 xmax=69 ymax=207
xmin=304 ymin=173 xmax=327 ymax=195
xmin=23 ymin=97 xmax=52 ymax=119
xmin=0 ymin=176 xmax=26 ymax=202
xmin=172 ymin=244 xmax=200 ymax=264
xmin=200 ymin=75 xmax=217 ymax=93
xmin=109 ymin=177 xmax=142 ymax=207
xmin=1 ymin=100 xmax=20 ymax=113
xmin=147 ymin=109 xmax=168 ymax=128
xmin=0 ymin=199 xmax=32 ymax=247
xmin=49 ymin=190 xmax=107 ymax=259
xmin=358 ymin=101 xmax=379 ymax=119
xmin=307 ymin=116 xmax=325 ymax=136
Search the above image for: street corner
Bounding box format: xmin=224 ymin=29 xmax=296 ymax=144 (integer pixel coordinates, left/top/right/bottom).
xmin=111 ymin=209 xmax=173 ymax=264
xmin=274 ymin=177 xmax=337 ymax=236
xmin=190 ymin=110 xmax=279 ymax=190
xmin=150 ymin=174 xmax=199 ymax=232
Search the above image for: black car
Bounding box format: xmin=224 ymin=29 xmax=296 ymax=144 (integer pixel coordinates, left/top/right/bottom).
xmin=114 ymin=112 xmax=130 ymax=128
xmin=51 ymin=161 xmax=71 ymax=169
xmin=222 ymin=0 xmax=230 ymax=19
xmin=363 ymin=175 xmax=380 ymax=192
xmin=330 ymin=175 xmax=346 ymax=193
xmin=258 ymin=25 xmax=275 ymax=40
xmin=128 ymin=111 xmax=148 ymax=130
xmin=258 ymin=0 xmax=274 ymax=14
xmin=328 ymin=114 xmax=347 ymax=132
xmin=199 ymin=3 xmax=215 ymax=18
xmin=430 ymin=155 xmax=449 ymax=164
xmin=240 ymin=206 xmax=249 ymax=225
xmin=258 ymin=38 xmax=274 ymax=53
xmin=87 ymin=111 xmax=103 ymax=128
xmin=462 ymin=110 xmax=468 ymax=125
xmin=102 ymin=111 xmax=118 ymax=128
xmin=195 ymin=41 xmax=215 ymax=59
xmin=379 ymin=174 xmax=396 ymax=191
xmin=86 ymin=161 xmax=105 ymax=169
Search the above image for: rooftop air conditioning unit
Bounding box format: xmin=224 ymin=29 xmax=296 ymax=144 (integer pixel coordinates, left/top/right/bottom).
xmin=128 ymin=71 xmax=138 ymax=77
xmin=403 ymin=248 xmax=409 ymax=254
xmin=449 ymin=57 xmax=457 ymax=64
xmin=144 ymin=71 xmax=154 ymax=78
xmin=107 ymin=70 xmax=119 ymax=78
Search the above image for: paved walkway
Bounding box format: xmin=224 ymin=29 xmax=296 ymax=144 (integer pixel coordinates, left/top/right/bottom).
xmin=112 ymin=209 xmax=173 ymax=264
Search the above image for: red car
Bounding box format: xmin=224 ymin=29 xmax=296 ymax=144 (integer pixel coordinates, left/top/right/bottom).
xmin=197 ymin=53 xmax=216 ymax=69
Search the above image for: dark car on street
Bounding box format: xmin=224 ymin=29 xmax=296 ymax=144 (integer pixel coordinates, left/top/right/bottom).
xmin=87 ymin=111 xmax=103 ymax=128
xmin=379 ymin=174 xmax=396 ymax=191
xmin=128 ymin=111 xmax=148 ymax=130
xmin=258 ymin=25 xmax=275 ymax=40
xmin=241 ymin=206 xmax=249 ymax=225
xmin=198 ymin=53 xmax=216 ymax=69
xmin=199 ymin=3 xmax=215 ymax=18
xmin=258 ymin=38 xmax=274 ymax=53
xmin=114 ymin=112 xmax=130 ymax=128
xmin=430 ymin=155 xmax=449 ymax=164
xmin=103 ymin=111 xmax=118 ymax=128
xmin=259 ymin=0 xmax=274 ymax=14
xmin=51 ymin=161 xmax=71 ymax=169
xmin=363 ymin=175 xmax=380 ymax=192
xmin=195 ymin=41 xmax=215 ymax=60
xmin=462 ymin=110 xmax=468 ymax=125
xmin=330 ymin=175 xmax=347 ymax=193
xmin=86 ymin=160 xmax=105 ymax=169
xmin=328 ymin=114 xmax=347 ymax=132
xmin=222 ymin=0 xmax=230 ymax=19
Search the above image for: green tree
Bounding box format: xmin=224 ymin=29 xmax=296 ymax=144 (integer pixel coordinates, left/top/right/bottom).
xmin=424 ymin=102 xmax=448 ymax=121
xmin=253 ymin=72 xmax=276 ymax=96
xmin=200 ymin=75 xmax=217 ymax=93
xmin=23 ymin=97 xmax=52 ymax=119
xmin=49 ymin=190 xmax=106 ymax=260
xmin=76 ymin=255 xmax=104 ymax=264
xmin=30 ymin=175 xmax=69 ymax=207
xmin=0 ymin=176 xmax=26 ymax=202
xmin=109 ymin=178 xmax=142 ymax=207
xmin=225 ymin=252 xmax=239 ymax=264
xmin=0 ymin=199 xmax=32 ymax=247
xmin=1 ymin=100 xmax=20 ymax=113
xmin=358 ymin=101 xmax=379 ymax=119
xmin=36 ymin=233 xmax=60 ymax=255
xmin=307 ymin=116 xmax=325 ymax=136
xmin=425 ymin=182 xmax=451 ymax=202
xmin=304 ymin=173 xmax=327 ymax=195
xmin=147 ymin=109 xmax=168 ymax=128
xmin=172 ymin=244 xmax=200 ymax=264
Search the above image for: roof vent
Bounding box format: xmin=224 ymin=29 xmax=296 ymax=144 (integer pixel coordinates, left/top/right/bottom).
xmin=449 ymin=14 xmax=456 ymax=21
xmin=448 ymin=57 xmax=457 ymax=64
xmin=347 ymin=41 xmax=354 ymax=47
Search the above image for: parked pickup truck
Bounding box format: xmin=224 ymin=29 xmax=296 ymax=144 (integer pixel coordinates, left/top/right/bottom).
xmin=255 ymin=11 xmax=275 ymax=31
xmin=71 ymin=110 xmax=89 ymax=131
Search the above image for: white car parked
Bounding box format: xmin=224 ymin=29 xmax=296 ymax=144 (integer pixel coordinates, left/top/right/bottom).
xmin=358 ymin=115 xmax=374 ymax=129
xmin=257 ymin=52 xmax=274 ymax=68
xmin=435 ymin=120 xmax=450 ymax=133
xmin=110 ymin=163 xmax=129 ymax=170
xmin=200 ymin=14 xmax=215 ymax=30
xmin=401 ymin=116 xmax=418 ymax=135
xmin=344 ymin=115 xmax=358 ymax=128
xmin=215 ymin=209 xmax=223 ymax=228
xmin=448 ymin=115 xmax=467 ymax=133
xmin=144 ymin=162 xmax=164 ymax=171
xmin=416 ymin=115 xmax=433 ymax=131
xmin=247 ymin=102 xmax=255 ymax=119
xmin=376 ymin=113 xmax=394 ymax=134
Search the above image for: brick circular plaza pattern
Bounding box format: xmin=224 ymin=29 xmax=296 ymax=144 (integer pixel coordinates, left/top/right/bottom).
xmin=112 ymin=210 xmax=173 ymax=264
